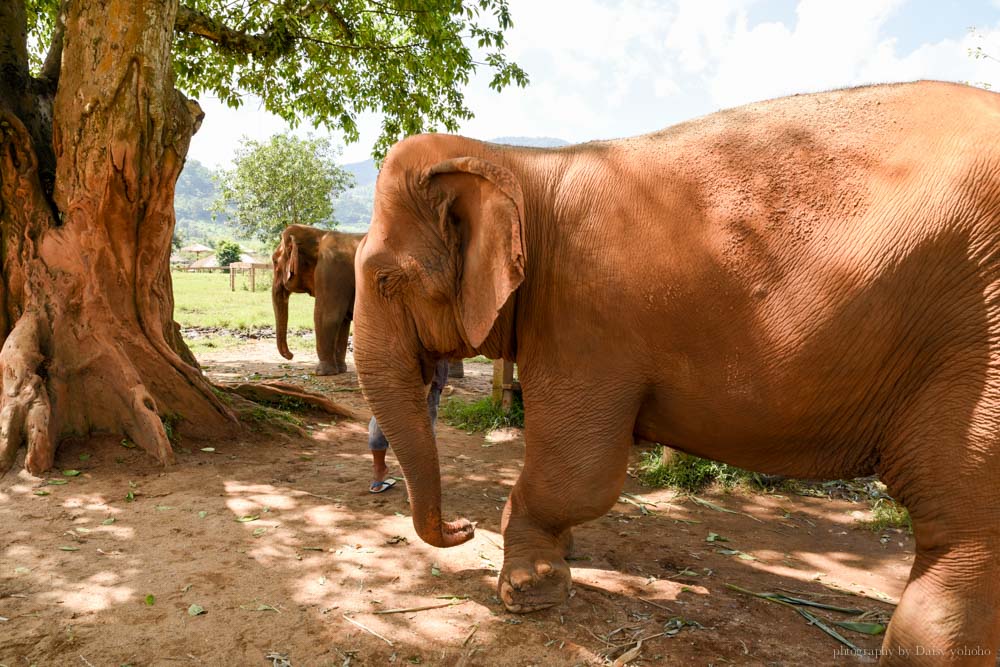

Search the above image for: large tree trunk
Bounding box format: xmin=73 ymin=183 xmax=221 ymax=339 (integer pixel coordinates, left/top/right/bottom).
xmin=0 ymin=0 xmax=237 ymax=475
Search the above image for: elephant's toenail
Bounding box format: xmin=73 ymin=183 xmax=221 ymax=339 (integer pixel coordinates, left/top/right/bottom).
xmin=510 ymin=570 xmax=533 ymax=588
xmin=535 ymin=561 xmax=552 ymax=575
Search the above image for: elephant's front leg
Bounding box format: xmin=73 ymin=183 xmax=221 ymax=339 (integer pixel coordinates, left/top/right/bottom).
xmin=498 ymin=379 xmax=638 ymax=613
xmin=334 ymin=318 xmax=351 ymax=374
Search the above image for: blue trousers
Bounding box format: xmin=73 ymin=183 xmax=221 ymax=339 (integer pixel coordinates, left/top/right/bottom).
xmin=368 ymin=386 xmax=442 ymax=451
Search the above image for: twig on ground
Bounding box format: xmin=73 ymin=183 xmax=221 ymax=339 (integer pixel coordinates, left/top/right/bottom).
xmin=372 ymin=599 xmax=468 ymax=615
xmin=79 ymin=657 xmax=96 ymax=667
xmin=462 ymin=622 xmax=479 ymax=646
xmin=636 ymin=596 xmax=674 ymax=613
xmin=479 ymin=533 xmax=503 ymax=551
xmin=290 ymin=489 xmax=338 ymax=502
xmin=343 ymin=613 xmax=393 ymax=646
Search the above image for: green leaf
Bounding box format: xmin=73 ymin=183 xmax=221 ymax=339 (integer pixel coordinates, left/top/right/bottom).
xmin=144 ymin=594 xmax=155 ymax=606
xmin=125 ymin=491 xmax=135 ymax=502
xmin=45 ymin=479 xmax=68 ymax=485
xmin=14 ymin=566 xmax=31 ymax=574
xmin=34 ymin=490 xmax=50 ymax=496
xmin=200 ymin=447 xmax=216 ymax=453
xmin=252 ymin=527 xmax=267 ymax=538
xmin=121 ymin=439 xmax=136 ymax=449
xmin=62 ymin=468 xmax=81 ymax=476
xmin=188 ymin=603 xmax=206 ymax=616
xmin=706 ymin=532 xmax=728 ymax=542
xmin=236 ymin=514 xmax=260 ymax=523
xmin=430 ymin=564 xmax=441 ymax=577
xmin=102 ymin=518 xmax=116 ymax=525
xmin=834 ymin=621 xmax=886 ymax=635
xmin=79 ymin=453 xmax=91 ymax=461
xmin=59 ymin=546 xmax=80 ymax=552
xmin=198 ymin=511 xmax=208 ymax=519
xmin=156 ymin=505 xmax=174 ymax=511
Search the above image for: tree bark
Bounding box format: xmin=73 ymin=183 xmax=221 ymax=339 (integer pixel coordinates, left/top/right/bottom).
xmin=0 ymin=0 xmax=237 ymax=475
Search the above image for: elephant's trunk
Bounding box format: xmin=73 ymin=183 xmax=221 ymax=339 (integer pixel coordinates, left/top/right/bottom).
xmin=354 ymin=319 xmax=474 ymax=548
xmin=272 ymin=278 xmax=294 ymax=360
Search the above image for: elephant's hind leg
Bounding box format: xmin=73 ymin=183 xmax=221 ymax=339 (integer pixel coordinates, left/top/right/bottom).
xmin=498 ymin=376 xmax=641 ymax=613
xmin=878 ymin=371 xmax=1000 ymax=665
xmin=314 ymin=303 xmax=348 ymax=376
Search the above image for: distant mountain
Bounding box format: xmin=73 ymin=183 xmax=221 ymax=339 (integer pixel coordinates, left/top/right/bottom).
xmin=333 ymin=136 xmax=569 ymax=232
xmin=177 ymin=137 xmax=571 ymax=239
xmin=342 ymin=158 xmax=379 ymax=187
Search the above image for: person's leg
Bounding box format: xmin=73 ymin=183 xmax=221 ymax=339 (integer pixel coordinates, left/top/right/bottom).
xmin=427 ymin=385 xmax=442 ymax=434
xmin=368 ymin=416 xmax=391 ymax=484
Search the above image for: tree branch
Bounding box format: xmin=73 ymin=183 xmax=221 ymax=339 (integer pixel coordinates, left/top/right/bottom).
xmin=175 ymin=2 xmax=356 ymax=56
xmin=37 ymin=0 xmax=66 ymax=87
xmin=0 ymin=0 xmax=30 ymax=98
xmin=175 ymin=4 xmax=290 ymax=56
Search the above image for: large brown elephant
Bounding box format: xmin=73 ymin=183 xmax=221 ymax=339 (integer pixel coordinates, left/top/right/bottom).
xmin=271 ymin=225 xmax=364 ymax=375
xmin=353 ymin=81 xmax=1000 ymax=664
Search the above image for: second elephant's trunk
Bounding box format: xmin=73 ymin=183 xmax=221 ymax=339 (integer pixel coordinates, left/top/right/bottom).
xmin=272 ymin=279 xmax=293 ymax=360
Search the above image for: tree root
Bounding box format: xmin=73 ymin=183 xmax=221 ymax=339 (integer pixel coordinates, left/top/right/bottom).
xmin=220 ymin=381 xmax=367 ymax=422
xmin=0 ymin=314 xmax=53 ymax=474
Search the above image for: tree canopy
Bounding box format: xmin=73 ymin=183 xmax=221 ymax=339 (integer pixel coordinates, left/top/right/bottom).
xmin=214 ymin=132 xmax=352 ymax=245
xmin=215 ymin=240 xmax=242 ymax=266
xmin=25 ymin=0 xmax=528 ymax=159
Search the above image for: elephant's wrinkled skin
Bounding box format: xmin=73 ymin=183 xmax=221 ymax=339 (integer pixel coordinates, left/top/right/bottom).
xmin=272 ymin=225 xmax=363 ymax=375
xmin=353 ymin=81 xmax=1000 ymax=664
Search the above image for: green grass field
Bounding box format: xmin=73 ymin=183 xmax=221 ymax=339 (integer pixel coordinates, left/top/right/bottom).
xmin=172 ymin=270 xmax=314 ymax=331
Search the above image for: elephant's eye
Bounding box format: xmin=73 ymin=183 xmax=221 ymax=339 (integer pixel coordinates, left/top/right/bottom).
xmin=374 ymin=269 xmax=405 ymax=299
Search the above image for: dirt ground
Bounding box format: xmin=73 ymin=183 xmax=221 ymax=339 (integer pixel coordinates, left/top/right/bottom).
xmin=1 ymin=342 xmax=913 ymax=666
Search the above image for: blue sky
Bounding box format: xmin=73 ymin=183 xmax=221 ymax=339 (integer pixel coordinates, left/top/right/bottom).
xmin=187 ymin=0 xmax=1000 ymax=167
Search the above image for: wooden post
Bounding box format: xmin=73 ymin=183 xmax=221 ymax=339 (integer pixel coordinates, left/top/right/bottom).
xmin=250 ymin=265 xmax=256 ymax=292
xmin=492 ymin=359 xmax=503 ymax=403
xmin=491 ymin=359 xmax=516 ymax=409
xmin=501 ymin=360 xmax=516 ymax=411
xmin=229 ymin=265 xmax=235 ymax=291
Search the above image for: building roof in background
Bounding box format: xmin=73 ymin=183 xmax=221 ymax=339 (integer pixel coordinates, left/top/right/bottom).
xmin=188 ymin=253 xmax=264 ymax=269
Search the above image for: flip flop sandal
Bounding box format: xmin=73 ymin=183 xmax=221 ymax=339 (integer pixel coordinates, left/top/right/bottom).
xmin=369 ymin=477 xmax=397 ymax=494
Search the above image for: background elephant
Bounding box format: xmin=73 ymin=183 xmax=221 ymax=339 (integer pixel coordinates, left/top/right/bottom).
xmin=353 ymin=81 xmax=1000 ymax=665
xmin=271 ymin=225 xmax=364 ymax=375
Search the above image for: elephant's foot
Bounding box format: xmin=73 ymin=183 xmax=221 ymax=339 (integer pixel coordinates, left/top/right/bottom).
xmin=315 ymin=361 xmax=341 ymax=376
xmin=498 ymin=554 xmax=572 ymax=613
xmin=337 ymin=362 xmax=349 ymax=374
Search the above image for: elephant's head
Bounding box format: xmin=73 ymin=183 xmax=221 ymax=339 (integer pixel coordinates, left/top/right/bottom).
xmin=354 ymin=135 xmax=526 ymax=547
xmin=272 ymin=225 xmax=322 ymax=360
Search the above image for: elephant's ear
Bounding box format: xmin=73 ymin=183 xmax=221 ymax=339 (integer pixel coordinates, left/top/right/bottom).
xmin=283 ymin=234 xmax=299 ymax=282
xmin=426 ymin=157 xmax=525 ymax=348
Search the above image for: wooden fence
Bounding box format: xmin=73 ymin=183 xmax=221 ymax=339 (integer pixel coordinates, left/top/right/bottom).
xmin=229 ymin=262 xmax=274 ymax=292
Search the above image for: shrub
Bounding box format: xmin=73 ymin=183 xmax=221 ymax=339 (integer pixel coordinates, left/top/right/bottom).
xmin=441 ymin=395 xmax=524 ymax=432
xmin=859 ymin=497 xmax=912 ymax=533
xmin=638 ymin=446 xmax=755 ymax=492
xmin=216 ymin=240 xmax=242 ymax=267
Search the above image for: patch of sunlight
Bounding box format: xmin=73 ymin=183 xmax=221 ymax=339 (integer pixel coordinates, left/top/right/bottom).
xmin=572 ymin=567 xmax=705 ymax=599
xmin=484 ymin=427 xmax=521 ymax=444
xmin=224 ymin=481 xmax=303 ymax=513
xmin=61 ymin=494 xmax=116 ymax=512
xmin=302 ymin=505 xmax=343 ymax=526
xmin=44 ymin=574 xmax=134 ymax=612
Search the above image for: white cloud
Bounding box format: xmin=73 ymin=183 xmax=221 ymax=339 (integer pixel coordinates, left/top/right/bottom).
xmin=700 ymin=0 xmax=908 ymax=108
xmin=188 ymin=0 xmax=1000 ymax=167
xmin=862 ymin=26 xmax=1000 ymax=90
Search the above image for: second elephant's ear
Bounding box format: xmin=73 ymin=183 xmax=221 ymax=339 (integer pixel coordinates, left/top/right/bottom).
xmin=284 ymin=234 xmax=299 ymax=282
xmin=426 ymin=157 xmax=525 ymax=348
